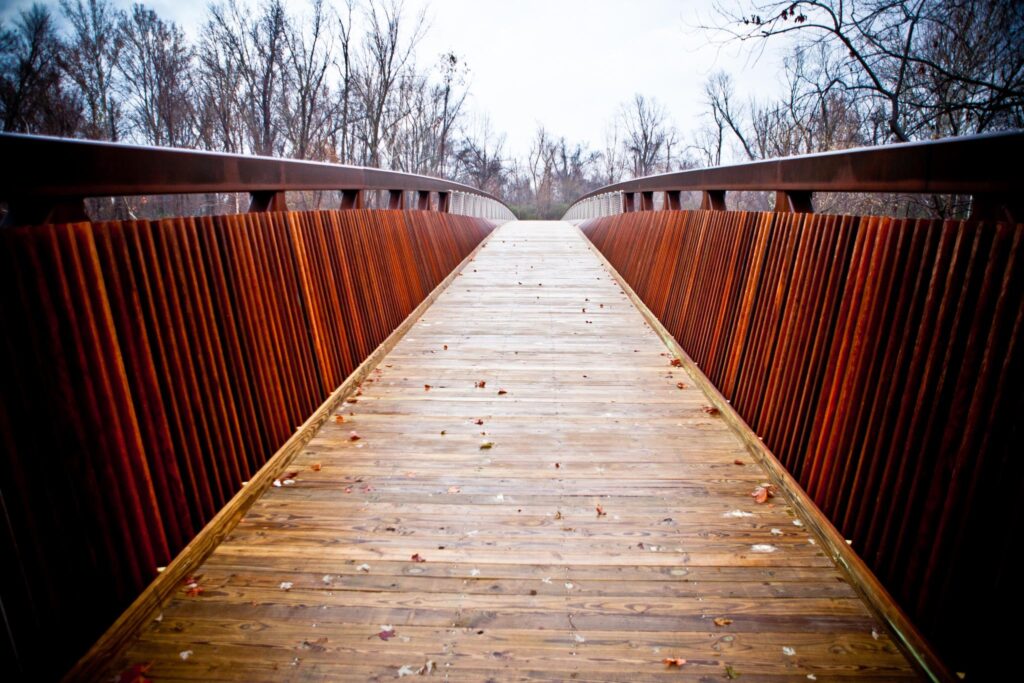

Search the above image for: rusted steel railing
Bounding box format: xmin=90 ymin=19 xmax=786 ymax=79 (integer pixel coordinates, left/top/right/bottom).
xmin=0 ymin=133 xmax=515 ymax=225
xmin=0 ymin=134 xmax=508 ymax=679
xmin=565 ymin=131 xmax=1023 ymax=222
xmin=574 ymin=132 xmax=1023 ymax=679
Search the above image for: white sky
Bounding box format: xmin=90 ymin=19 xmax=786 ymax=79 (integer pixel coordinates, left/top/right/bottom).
xmin=1 ymin=0 xmax=792 ymax=159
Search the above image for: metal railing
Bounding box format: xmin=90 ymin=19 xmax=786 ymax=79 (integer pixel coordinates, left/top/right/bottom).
xmin=564 ymin=131 xmax=1023 ymax=221
xmin=0 ymin=133 xmax=516 ymax=225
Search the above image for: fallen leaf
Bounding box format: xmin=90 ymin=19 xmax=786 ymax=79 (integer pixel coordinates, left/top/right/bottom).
xmin=475 ymin=380 xmax=486 ymax=388
xmin=670 ymin=358 xmax=682 ymax=367
xmin=280 ymin=581 xmax=293 ymax=590
xmin=440 ymin=430 xmax=446 ymax=435
xmin=357 ymin=563 xmax=371 ymax=572
xmin=411 ymin=553 xmax=426 ymax=563
xmin=663 ymin=657 xmax=687 ymax=667
xmin=179 ymin=650 xmax=193 ymax=661
xmin=554 ymin=463 xmax=560 ymax=469
xmin=378 ymin=626 xmax=396 ymax=641
xmin=714 ymin=617 xmax=733 ymax=627
xmin=349 ymin=431 xmax=361 ymax=441
xmin=676 ymin=382 xmax=686 ymax=389
xmin=733 ymin=459 xmax=745 ymax=466
xmin=554 ymin=511 xmax=562 ymax=520
xmin=725 ymin=664 xmax=740 ymax=679
xmin=117 ymin=662 xmax=154 ymax=683
xmin=782 ymin=646 xmax=795 ymax=656
xmin=596 ymin=505 xmax=607 ymax=517
xmin=497 ymin=389 xmax=508 ymax=395
xmin=182 ymin=576 xmax=204 ymax=597
xmin=332 ymin=415 xmax=345 ymax=424
xmin=702 ymin=405 xmax=720 ymax=416
xmin=447 ymin=486 xmax=461 ymax=494
xmin=397 ymin=665 xmax=417 ymax=677
xmin=311 ymin=463 xmax=322 ymax=471
xmin=480 ymin=441 xmax=494 ymax=449
xmin=424 ymin=384 xmax=431 ymax=391
xmin=443 ymin=344 xmax=448 ymax=350
xmin=751 ymin=483 xmax=775 ymax=504
xmin=345 ymin=396 xmax=358 ymax=403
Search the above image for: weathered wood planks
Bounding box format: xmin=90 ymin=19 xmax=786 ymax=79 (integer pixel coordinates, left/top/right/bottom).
xmin=103 ymin=221 xmax=920 ymax=681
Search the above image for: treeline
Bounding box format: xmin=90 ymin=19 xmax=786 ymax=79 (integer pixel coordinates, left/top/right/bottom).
xmin=2 ymin=0 xmax=1021 ymax=219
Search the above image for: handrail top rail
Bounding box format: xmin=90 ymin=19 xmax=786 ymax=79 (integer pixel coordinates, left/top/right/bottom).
xmin=570 ymin=130 xmax=1023 ymax=208
xmin=0 ymin=133 xmax=507 ymax=206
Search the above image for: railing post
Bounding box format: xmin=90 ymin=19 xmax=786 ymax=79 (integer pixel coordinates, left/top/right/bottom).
xmin=774 ymin=190 xmax=813 ymax=213
xmin=664 ymin=190 xmax=681 ymax=210
xmin=340 ymin=189 xmax=364 ymax=209
xmin=700 ymin=190 xmax=726 ymax=211
xmin=1 ymin=197 xmax=89 ymax=227
xmin=388 ymin=189 xmax=404 ymax=209
xmin=968 ymin=193 xmax=1020 ymax=223
xmin=437 ymin=191 xmax=451 ymax=213
xmin=248 ymin=190 xmax=287 ymax=213
xmin=622 ymin=192 xmax=635 ymax=213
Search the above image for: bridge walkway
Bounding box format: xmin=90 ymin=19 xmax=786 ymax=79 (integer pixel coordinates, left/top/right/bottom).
xmin=108 ymin=221 xmax=918 ymax=681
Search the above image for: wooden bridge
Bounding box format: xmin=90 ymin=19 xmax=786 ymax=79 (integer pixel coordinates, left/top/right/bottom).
xmin=1 ymin=133 xmax=1022 ymax=681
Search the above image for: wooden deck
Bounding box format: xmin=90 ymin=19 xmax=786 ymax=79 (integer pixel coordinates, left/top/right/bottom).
xmin=106 ymin=221 xmax=919 ymax=681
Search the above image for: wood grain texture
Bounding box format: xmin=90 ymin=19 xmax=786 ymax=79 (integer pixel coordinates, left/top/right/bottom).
xmin=102 ymin=222 xmax=919 ymax=682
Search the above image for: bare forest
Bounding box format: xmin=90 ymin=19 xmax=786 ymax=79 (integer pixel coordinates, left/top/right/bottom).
xmin=2 ymin=0 xmax=1021 ymax=218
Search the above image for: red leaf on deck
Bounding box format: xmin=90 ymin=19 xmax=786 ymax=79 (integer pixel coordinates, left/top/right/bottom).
xmin=411 ymin=553 xmax=426 ymax=563
xmin=733 ymin=459 xmax=745 ymax=466
xmin=474 ymin=419 xmax=484 ymax=425
xmin=702 ymin=406 xmax=720 ymax=416
xmin=555 ymin=463 xmax=560 ymax=469
xmin=596 ymin=506 xmax=607 ymax=517
xmin=676 ymin=382 xmax=686 ymax=389
xmin=378 ymin=627 xmax=396 ymax=641
xmin=424 ymin=384 xmax=431 ymax=391
xmin=714 ymin=617 xmax=733 ymax=626
xmin=332 ymin=414 xmax=345 ymax=423
xmin=752 ymin=483 xmax=775 ymax=504
xmin=497 ymin=389 xmax=507 ymax=395
xmin=311 ymin=463 xmax=322 ymax=471
xmin=345 ymin=396 xmax=358 ymax=403
xmin=662 ymin=657 xmax=687 ymax=667
xmin=118 ymin=662 xmax=154 ymax=683
xmin=670 ymin=358 xmax=682 ymax=367
xmin=349 ymin=431 xmax=361 ymax=441
xmin=475 ymin=380 xmax=486 ymax=388
xmin=443 ymin=344 xmax=448 ymax=350
xmin=182 ymin=576 xmax=204 ymax=597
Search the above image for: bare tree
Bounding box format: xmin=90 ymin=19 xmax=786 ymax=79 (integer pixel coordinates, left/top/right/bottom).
xmin=708 ymin=0 xmax=1024 ymax=141
xmin=282 ymin=0 xmax=336 ymax=159
xmin=60 ymin=0 xmax=123 ymax=140
xmin=116 ymin=4 xmax=196 ymax=147
xmin=354 ymin=0 xmax=427 ymax=166
xmin=621 ymin=94 xmax=671 ymax=176
xmin=205 ymin=0 xmax=288 ymax=156
xmin=1 ymin=4 xmax=81 ymax=135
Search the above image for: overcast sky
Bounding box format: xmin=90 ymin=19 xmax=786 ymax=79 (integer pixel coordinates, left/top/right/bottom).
xmin=1 ymin=0 xmax=792 ymax=159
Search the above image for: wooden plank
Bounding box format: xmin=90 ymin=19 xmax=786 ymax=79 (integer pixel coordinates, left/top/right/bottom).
xmin=98 ymin=221 xmax=921 ymax=681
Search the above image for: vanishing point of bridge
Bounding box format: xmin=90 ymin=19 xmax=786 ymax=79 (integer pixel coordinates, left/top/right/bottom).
xmin=1 ymin=133 xmax=1022 ymax=681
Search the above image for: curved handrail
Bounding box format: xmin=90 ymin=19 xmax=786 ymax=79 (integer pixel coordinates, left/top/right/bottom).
xmin=0 ymin=133 xmax=515 ymax=224
xmin=564 ymin=130 xmax=1023 ymax=220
